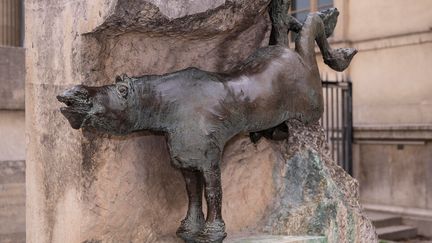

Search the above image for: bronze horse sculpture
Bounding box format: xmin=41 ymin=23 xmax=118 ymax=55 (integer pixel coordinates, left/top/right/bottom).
xmin=57 ymin=3 xmax=356 ymax=242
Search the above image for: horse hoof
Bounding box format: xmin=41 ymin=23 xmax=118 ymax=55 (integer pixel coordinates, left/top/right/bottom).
xmin=193 ymin=221 xmax=227 ymax=243
xmin=325 ymin=48 xmax=358 ymax=72
xmin=176 ymin=214 xmax=205 ymax=241
xmin=317 ymin=7 xmax=339 ymax=37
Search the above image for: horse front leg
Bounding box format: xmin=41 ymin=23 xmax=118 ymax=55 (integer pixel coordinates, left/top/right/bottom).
xmin=296 ymin=8 xmax=357 ymax=72
xmin=195 ymin=164 xmax=226 ymax=243
xmin=177 ymin=169 xmax=205 ymax=240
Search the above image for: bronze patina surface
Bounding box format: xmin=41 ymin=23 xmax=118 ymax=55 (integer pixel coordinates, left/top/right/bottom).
xmin=57 ymin=1 xmax=356 ymax=242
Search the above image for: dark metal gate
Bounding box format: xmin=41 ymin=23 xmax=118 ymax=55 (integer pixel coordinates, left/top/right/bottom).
xmin=321 ymin=79 xmax=353 ymax=175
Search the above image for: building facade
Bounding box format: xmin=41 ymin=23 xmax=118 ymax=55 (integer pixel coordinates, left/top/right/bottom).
xmin=309 ymin=0 xmax=432 ymax=236
xmin=0 ymin=1 xmax=26 ymax=242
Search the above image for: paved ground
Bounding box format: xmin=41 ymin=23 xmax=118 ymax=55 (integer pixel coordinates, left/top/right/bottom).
xmin=381 ymin=236 xmax=432 ymax=243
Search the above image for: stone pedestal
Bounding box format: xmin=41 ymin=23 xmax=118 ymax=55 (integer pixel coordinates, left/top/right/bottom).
xmin=26 ymin=1 xmax=377 ymax=242
xmin=228 ymin=235 xmax=327 ymax=243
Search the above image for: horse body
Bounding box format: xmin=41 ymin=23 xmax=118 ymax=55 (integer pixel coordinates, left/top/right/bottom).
xmin=137 ymin=45 xmax=322 ymax=145
xmin=126 ymin=45 xmax=322 ymax=172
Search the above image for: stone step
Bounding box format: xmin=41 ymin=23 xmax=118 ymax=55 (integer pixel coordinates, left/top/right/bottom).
xmin=227 ymin=235 xmax=327 ymax=243
xmin=366 ymin=211 xmax=402 ymax=228
xmin=376 ymin=225 xmax=417 ymax=241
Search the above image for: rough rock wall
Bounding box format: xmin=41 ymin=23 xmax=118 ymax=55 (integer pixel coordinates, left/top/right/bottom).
xmin=26 ymin=0 xmax=270 ymax=242
xmin=26 ymin=0 xmax=376 ymax=242
xmin=257 ymin=121 xmax=377 ymax=242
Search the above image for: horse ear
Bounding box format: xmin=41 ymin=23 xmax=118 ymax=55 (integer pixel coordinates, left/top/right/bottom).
xmin=115 ymin=75 xmax=123 ymax=83
xmin=115 ymin=73 xmax=130 ymax=83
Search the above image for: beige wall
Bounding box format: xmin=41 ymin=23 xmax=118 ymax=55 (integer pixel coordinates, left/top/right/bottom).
xmin=319 ymin=0 xmax=432 ymax=224
xmin=318 ymin=0 xmax=432 ymax=126
xmin=356 ymin=143 xmax=432 ymax=209
xmin=347 ymin=0 xmax=432 ymax=41
xmin=351 ymin=43 xmax=432 ymax=125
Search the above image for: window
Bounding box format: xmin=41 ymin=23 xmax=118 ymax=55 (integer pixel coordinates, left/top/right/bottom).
xmin=291 ymin=0 xmax=334 ymax=22
xmin=289 ymin=0 xmax=333 ymax=42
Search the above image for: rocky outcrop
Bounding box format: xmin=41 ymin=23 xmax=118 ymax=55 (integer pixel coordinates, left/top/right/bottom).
xmin=80 ymin=0 xmax=272 ymax=87
xmin=249 ymin=121 xmax=377 ymax=242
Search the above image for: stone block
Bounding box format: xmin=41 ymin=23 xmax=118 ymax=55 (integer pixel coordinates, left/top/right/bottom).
xmin=0 ymin=46 xmax=25 ymax=110
xmin=356 ymin=143 xmax=432 ymax=209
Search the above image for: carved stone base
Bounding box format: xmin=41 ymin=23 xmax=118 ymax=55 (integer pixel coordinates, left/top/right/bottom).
xmin=217 ymin=121 xmax=378 ymax=243
xmin=228 ymin=235 xmax=327 ymax=243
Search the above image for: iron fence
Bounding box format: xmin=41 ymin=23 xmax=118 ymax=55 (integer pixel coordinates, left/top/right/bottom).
xmin=321 ymin=78 xmax=353 ymax=175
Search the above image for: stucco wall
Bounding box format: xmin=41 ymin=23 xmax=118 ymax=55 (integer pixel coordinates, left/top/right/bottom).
xmin=351 ymin=43 xmax=432 ymax=125
xmin=316 ymin=0 xmax=432 ymax=125
xmin=318 ymin=41 xmax=432 ymax=125
xmin=347 ymin=0 xmax=432 ymax=41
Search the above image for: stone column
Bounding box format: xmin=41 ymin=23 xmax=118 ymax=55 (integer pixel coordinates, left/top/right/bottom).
xmin=0 ymin=0 xmax=21 ymax=46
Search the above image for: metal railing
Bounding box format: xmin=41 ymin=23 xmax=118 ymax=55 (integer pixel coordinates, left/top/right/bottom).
xmin=321 ymin=79 xmax=353 ymax=175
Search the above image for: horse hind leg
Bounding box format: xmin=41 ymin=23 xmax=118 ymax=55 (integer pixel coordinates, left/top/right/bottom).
xmin=195 ymin=164 xmax=226 ymax=242
xmin=318 ymin=8 xmax=358 ymax=71
xmin=317 ymin=8 xmax=339 ymax=38
xmin=176 ymin=169 xmax=205 ymax=241
xmin=296 ymin=8 xmax=357 ymax=72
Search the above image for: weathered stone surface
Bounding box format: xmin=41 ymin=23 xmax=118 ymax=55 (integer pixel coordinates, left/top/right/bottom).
xmin=26 ymin=0 xmax=375 ymax=242
xmin=250 ymin=121 xmax=377 ymax=242
xmin=80 ymin=0 xmax=271 ymax=87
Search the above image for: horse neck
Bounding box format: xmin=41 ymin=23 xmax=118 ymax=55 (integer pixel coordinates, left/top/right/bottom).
xmin=295 ymin=36 xmax=319 ymax=73
xmin=132 ymin=76 xmax=172 ymax=131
